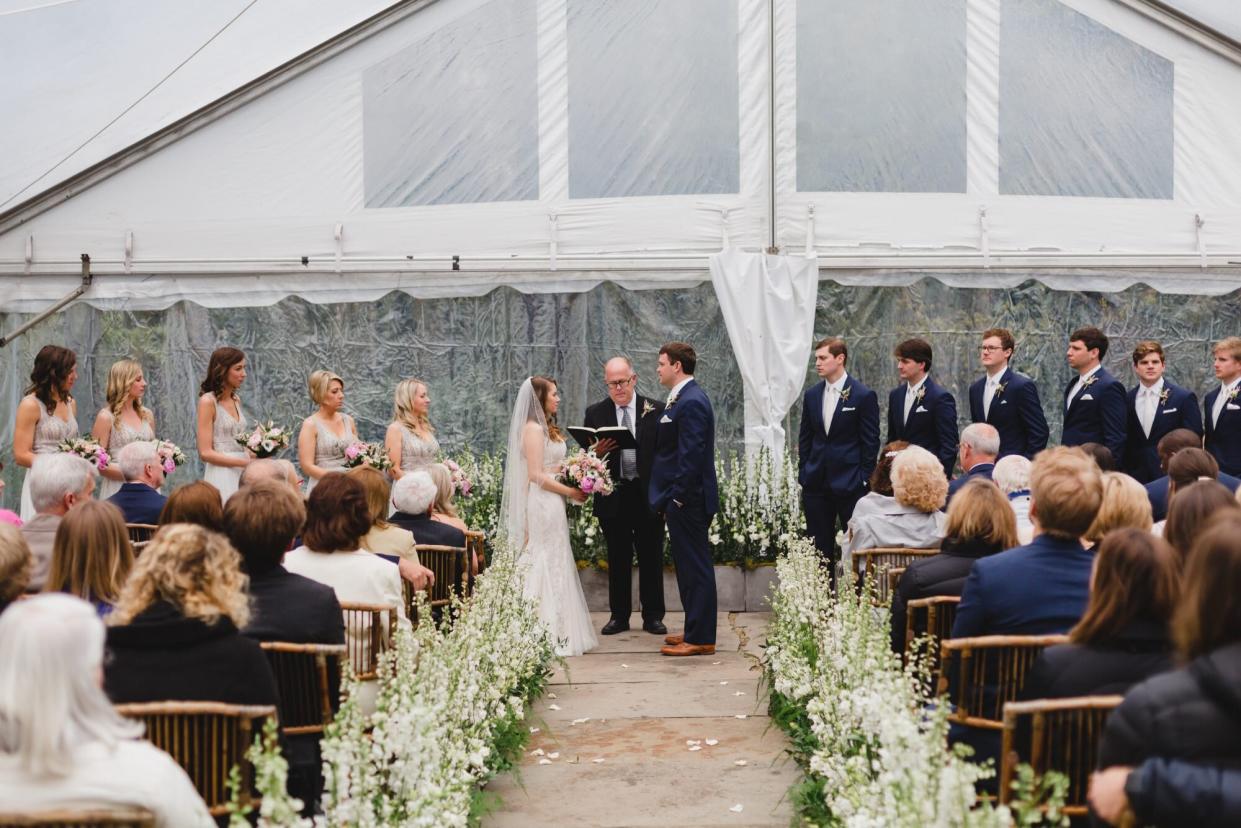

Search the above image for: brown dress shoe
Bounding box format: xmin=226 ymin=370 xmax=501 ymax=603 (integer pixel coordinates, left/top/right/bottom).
xmin=660 ymin=642 xmax=716 ymax=657
xmin=664 ymin=634 xmax=684 ymax=646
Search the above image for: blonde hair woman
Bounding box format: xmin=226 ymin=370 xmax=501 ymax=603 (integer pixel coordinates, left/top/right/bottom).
xmin=427 ymin=462 xmax=468 ymax=532
xmin=91 ymin=359 xmax=156 ymax=501
xmin=385 ymin=378 xmax=439 ymax=479
xmin=297 ymin=369 xmax=357 ymax=496
xmin=350 ymin=466 xmax=434 ymax=590
xmin=843 ymin=444 xmax=948 ymax=572
xmin=44 ymin=500 xmax=134 ymax=615
xmin=1083 ymin=471 xmax=1153 ymax=545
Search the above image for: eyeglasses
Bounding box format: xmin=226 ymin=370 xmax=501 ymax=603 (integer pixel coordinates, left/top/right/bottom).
xmin=605 ymin=377 xmax=635 ymax=389
xmin=979 ymin=346 xmax=1007 ymax=353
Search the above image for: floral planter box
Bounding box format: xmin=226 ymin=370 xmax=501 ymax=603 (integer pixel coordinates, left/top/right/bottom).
xmin=578 ymin=565 xmax=778 ymax=614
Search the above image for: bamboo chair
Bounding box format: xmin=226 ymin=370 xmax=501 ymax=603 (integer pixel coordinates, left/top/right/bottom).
xmin=937 ymin=635 xmax=1069 ymax=729
xmin=338 ymin=602 xmax=397 ymax=681
xmin=0 ymin=810 xmax=155 ymax=828
xmin=114 ymin=701 xmax=275 ymax=817
xmin=464 ymin=529 xmax=486 ymax=578
xmin=903 ymin=595 xmax=961 ymax=673
xmin=886 ymin=566 xmax=906 ymax=600
xmin=414 ymin=545 xmax=470 ymax=623
xmin=259 ymin=641 xmax=347 ymax=736
xmin=999 ymin=695 xmax=1123 ymax=818
xmin=124 ymin=524 xmax=158 ymax=544
xmin=851 ymin=547 xmax=939 ymax=605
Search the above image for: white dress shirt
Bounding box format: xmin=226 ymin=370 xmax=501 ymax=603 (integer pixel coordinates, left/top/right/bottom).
xmin=667 ymin=377 xmax=694 ymax=406
xmin=1137 ymin=378 xmax=1164 ymax=437
xmin=903 ymin=376 xmax=928 ymax=424
xmin=822 ymin=372 xmax=848 ymax=436
xmin=1213 ymin=378 xmax=1241 ymax=427
xmin=983 ymin=369 xmax=1005 ymax=420
xmin=1066 ymin=364 xmax=1102 ymax=410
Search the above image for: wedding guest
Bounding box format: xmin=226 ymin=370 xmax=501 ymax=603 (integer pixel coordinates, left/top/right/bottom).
xmin=1062 ymin=326 xmax=1127 ymax=466
xmin=158 ymin=480 xmax=224 ymax=533
xmin=427 ymin=463 xmax=469 ymax=533
xmin=1080 ymin=442 xmax=1118 ymax=472
xmin=239 ymin=457 xmax=302 ymax=491
xmin=106 ymin=440 xmax=167 ymax=524
xmin=946 ymin=423 xmax=998 ymax=504
xmin=1083 ymin=472 xmax=1153 ymax=548
xmin=44 ymin=500 xmax=133 ymax=616
xmin=297 ymin=370 xmax=357 ymax=496
xmin=1144 ymin=428 xmax=1241 ymax=521
xmin=384 ymin=378 xmax=439 ymax=479
xmin=0 ymin=524 xmax=32 ymax=615
xmin=993 ymin=454 xmax=1035 ymax=543
xmin=91 ymin=359 xmax=156 ymax=501
xmin=20 ymin=453 xmax=96 ymax=592
xmin=1204 ymin=336 xmax=1241 ymax=476
xmin=890 ymin=478 xmax=1016 ymax=653
xmin=0 ymin=594 xmax=214 ymax=827
xmin=1022 ymin=529 xmax=1177 ymax=700
xmin=389 ymin=471 xmax=467 ymax=549
xmin=1091 ymin=760 xmax=1241 ymax=828
xmin=13 ymin=345 xmax=79 ymax=520
xmin=850 ymin=440 xmax=909 ymax=521
xmin=350 ymin=466 xmax=432 ymax=590
xmin=1163 ymin=480 xmax=1240 ymax=564
xmin=968 ymin=328 xmax=1048 ymax=459
xmin=885 ymin=338 xmax=958 ymax=476
xmin=1155 ymin=447 xmax=1224 ymax=535
xmin=843 ymin=444 xmax=947 ymax=573
xmin=105 ymin=524 xmax=278 ymax=707
xmin=1124 ymin=341 xmax=1203 ymax=483
xmin=196 ymin=347 xmax=250 ymax=502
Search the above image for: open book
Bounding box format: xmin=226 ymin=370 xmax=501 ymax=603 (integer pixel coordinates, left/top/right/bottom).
xmin=566 ymin=425 xmax=636 ymax=452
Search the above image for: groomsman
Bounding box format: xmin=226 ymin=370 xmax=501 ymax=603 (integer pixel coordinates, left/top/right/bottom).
xmin=797 ymin=337 xmax=880 ymax=567
xmin=1061 ymin=326 xmax=1126 ymax=466
xmin=1122 ymin=340 xmax=1202 ymax=483
xmin=1205 ymin=336 xmax=1241 ymax=476
xmin=584 ymin=357 xmax=667 ymax=636
xmin=886 ymin=338 xmax=958 ymax=476
xmin=967 ymin=328 xmax=1048 ymax=459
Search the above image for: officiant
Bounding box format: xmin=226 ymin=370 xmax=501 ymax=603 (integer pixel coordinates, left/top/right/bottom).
xmin=582 ymin=356 xmax=667 ymax=636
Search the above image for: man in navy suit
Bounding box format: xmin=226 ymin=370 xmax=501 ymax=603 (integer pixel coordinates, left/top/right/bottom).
xmin=1204 ymin=336 xmax=1241 ymax=477
xmin=886 ymin=338 xmax=958 ymax=477
xmin=1061 ymin=326 xmax=1127 ymax=466
xmin=105 ymin=440 xmax=167 ymax=525
xmin=797 ymin=337 xmax=880 ymax=569
xmin=946 ymin=423 xmax=999 ymax=505
xmin=1123 ymin=340 xmax=1203 ymax=483
xmin=968 ymin=328 xmax=1048 ymax=459
xmin=649 ymin=342 xmax=719 ymax=657
xmin=1145 ymin=428 xmax=1241 ymax=521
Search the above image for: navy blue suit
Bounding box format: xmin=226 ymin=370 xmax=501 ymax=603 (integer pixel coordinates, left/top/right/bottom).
xmin=968 ymin=368 xmax=1049 ymax=459
xmin=946 ymin=462 xmax=994 ymax=505
xmin=798 ymin=375 xmax=880 ymax=561
xmin=1145 ymin=472 xmax=1241 ymax=522
xmin=1123 ymin=381 xmax=1203 ymax=483
xmin=1204 ymin=384 xmax=1241 ymax=477
xmin=649 ymin=379 xmax=719 ymax=646
xmin=886 ymin=377 xmax=958 ymax=476
xmin=106 ymin=482 xmax=167 ymax=525
xmin=1061 ymin=367 xmax=1127 ymax=465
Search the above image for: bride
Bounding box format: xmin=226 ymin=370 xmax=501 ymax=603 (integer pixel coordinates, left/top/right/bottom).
xmin=500 ymin=377 xmax=598 ymax=657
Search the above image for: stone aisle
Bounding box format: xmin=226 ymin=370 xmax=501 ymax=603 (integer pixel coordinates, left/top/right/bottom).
xmin=483 ymin=612 xmax=798 ymax=828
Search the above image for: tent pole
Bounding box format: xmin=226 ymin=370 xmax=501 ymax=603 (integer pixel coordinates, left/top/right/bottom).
xmin=766 ymin=0 xmax=778 ymax=254
xmin=0 ymin=253 xmax=92 ymax=348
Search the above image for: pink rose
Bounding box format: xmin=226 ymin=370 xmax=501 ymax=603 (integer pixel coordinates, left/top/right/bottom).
xmin=163 ymin=459 xmax=176 ymax=473
xmin=96 ymin=451 xmax=110 ymax=470
xmin=581 ymin=477 xmax=594 ymax=493
xmin=247 ymin=433 xmax=262 ymax=449
xmin=345 ymin=444 xmax=362 ymax=460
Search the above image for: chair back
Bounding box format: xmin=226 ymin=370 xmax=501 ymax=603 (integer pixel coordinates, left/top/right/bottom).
xmin=903 ymin=595 xmax=961 ymax=672
xmin=464 ymin=529 xmax=486 ymax=577
xmin=1000 ymin=695 xmax=1123 ymax=817
xmin=259 ymin=641 xmax=347 ymax=735
xmin=125 ymin=524 xmax=158 ymax=544
xmin=0 ymin=810 xmax=155 ymax=828
xmin=338 ymin=602 xmax=397 ymax=680
xmin=114 ymin=701 xmax=275 ymax=817
xmin=937 ymin=634 xmax=1069 ymax=729
xmin=886 ymin=566 xmax=906 ymax=599
xmin=416 ymin=545 xmax=470 ymax=611
xmin=852 ymin=547 xmax=939 ymax=605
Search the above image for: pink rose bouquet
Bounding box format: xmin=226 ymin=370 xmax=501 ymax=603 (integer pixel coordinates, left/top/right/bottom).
xmin=560 ymin=449 xmax=614 ymax=498
xmin=343 ymin=441 xmax=393 ymax=471
xmin=58 ymin=436 xmax=109 ymax=470
xmin=443 ymin=457 xmax=473 ymax=497
xmin=154 ymin=440 xmax=187 ymax=474
xmin=236 ymin=421 xmax=290 ymax=458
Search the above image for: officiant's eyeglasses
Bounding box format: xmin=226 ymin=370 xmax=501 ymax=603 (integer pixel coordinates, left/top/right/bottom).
xmin=605 ymin=377 xmax=635 ymax=389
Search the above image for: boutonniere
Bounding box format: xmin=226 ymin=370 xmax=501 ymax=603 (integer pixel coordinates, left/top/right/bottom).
xmin=642 ymin=400 xmax=655 ymax=417
xmin=1229 ymin=387 xmax=1240 ymax=402
xmin=1081 ymin=375 xmax=1099 ymax=389
xmin=1158 ymin=388 xmax=1170 ymax=405
xmin=914 ymin=386 xmax=926 ymax=403
xmin=994 ymin=382 xmax=1007 ymax=398
xmin=839 ymin=386 xmax=851 ymax=402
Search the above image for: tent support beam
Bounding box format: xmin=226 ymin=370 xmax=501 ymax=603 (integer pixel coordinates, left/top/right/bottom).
xmin=0 ymin=254 xmax=92 ymax=347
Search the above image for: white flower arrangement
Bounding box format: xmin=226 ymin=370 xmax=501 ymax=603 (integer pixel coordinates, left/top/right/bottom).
xmin=711 ymin=447 xmax=803 ymax=565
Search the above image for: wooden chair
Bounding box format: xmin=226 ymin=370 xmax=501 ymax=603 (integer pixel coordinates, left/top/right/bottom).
xmin=415 ymin=544 xmax=470 ymax=614
xmin=338 ymin=602 xmax=397 ymax=681
xmin=114 ymin=701 xmax=275 ymax=817
xmin=0 ymin=810 xmax=155 ymax=828
xmin=903 ymin=595 xmax=961 ymax=674
xmin=886 ymin=566 xmax=906 ymax=600
xmin=124 ymin=524 xmax=158 ymax=544
xmin=464 ymin=529 xmax=486 ymax=578
xmin=937 ymin=635 xmax=1068 ymax=729
xmin=851 ymin=547 xmax=939 ymax=605
xmin=260 ymin=641 xmax=347 ymax=735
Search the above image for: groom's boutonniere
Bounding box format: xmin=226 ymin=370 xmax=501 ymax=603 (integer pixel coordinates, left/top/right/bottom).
xmin=1159 ymin=388 xmax=1170 ymax=405
xmin=642 ymin=400 xmax=655 ymax=418
xmin=839 ymin=386 xmax=851 ymax=402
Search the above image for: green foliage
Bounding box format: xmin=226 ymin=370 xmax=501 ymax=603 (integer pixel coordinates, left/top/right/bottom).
xmin=1009 ymin=765 xmax=1072 ymax=828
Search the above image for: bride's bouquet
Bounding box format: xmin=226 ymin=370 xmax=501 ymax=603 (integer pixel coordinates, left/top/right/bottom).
xmin=154 ymin=439 xmax=188 ymax=473
xmin=58 ymin=436 xmax=110 ymax=470
xmin=560 ymin=449 xmax=614 ymax=497
xmin=236 ymin=421 xmax=291 ymax=458
xmin=343 ymin=441 xmax=393 ymax=471
xmin=442 ymin=457 xmax=473 ymax=497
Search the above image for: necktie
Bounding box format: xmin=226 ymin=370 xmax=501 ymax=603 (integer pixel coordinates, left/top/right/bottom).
xmin=1139 ymin=388 xmax=1157 ymax=437
xmin=1214 ymin=383 xmax=1233 ymax=427
xmin=822 ymin=385 xmax=838 ymax=437
xmin=983 ymin=379 xmax=997 ymax=420
xmin=903 ymin=384 xmax=918 ymax=425
xmin=620 ymin=405 xmax=637 ymax=480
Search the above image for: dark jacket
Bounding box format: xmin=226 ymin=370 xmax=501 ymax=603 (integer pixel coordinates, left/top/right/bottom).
xmin=389 ymin=511 xmax=467 ymax=548
xmin=889 ymin=536 xmax=1000 ymax=654
xmin=945 ymin=462 xmax=994 ymax=505
xmin=1125 ymin=758 xmax=1241 ymax=828
xmin=243 ymin=565 xmax=344 ymax=646
xmin=105 ymin=481 xmax=168 ymax=526
xmin=104 ymin=600 xmax=278 ymax=706
xmin=1205 ymin=384 xmax=1241 ymax=477
xmin=1061 ymin=367 xmax=1127 ymax=465
xmin=968 ymin=368 xmax=1049 ymax=459
xmin=1123 ymin=381 xmax=1203 ymax=483
xmin=1145 ymin=472 xmax=1241 ymax=521
xmin=583 ymin=393 xmax=663 ymax=519
xmin=1020 ymin=619 xmax=1173 ymax=700
xmin=887 ymin=376 xmax=959 ymax=476
xmin=798 ymin=375 xmax=880 ymax=496
xmin=649 ymin=379 xmax=719 ymax=516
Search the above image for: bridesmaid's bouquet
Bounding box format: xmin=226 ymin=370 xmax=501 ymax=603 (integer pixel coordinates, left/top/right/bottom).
xmin=154 ymin=440 xmax=187 ymax=473
xmin=237 ymin=421 xmax=291 ymax=458
xmin=343 ymin=441 xmax=393 ymax=471
xmin=442 ymin=457 xmax=473 ymax=497
xmin=58 ymin=436 xmax=110 ymax=470
xmin=560 ymin=449 xmax=614 ymax=497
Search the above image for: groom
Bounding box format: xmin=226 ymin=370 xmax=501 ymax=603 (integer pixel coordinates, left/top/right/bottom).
xmin=649 ymin=342 xmax=719 ymax=657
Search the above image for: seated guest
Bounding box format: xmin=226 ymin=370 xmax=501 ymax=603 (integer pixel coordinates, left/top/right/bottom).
xmin=239 ymin=457 xmax=302 ymax=491
xmin=890 ymin=478 xmax=1016 ymax=654
xmin=350 ymin=466 xmax=432 ymax=590
xmin=104 ymin=524 xmax=278 ymax=706
xmin=44 ymin=500 xmax=134 ymax=616
xmin=1091 ymin=759 xmax=1241 ymax=828
xmin=20 ymin=452 xmax=96 ymax=591
xmin=427 ymin=462 xmax=469 ymax=533
xmin=0 ymin=524 xmax=32 ymax=615
xmin=952 ymin=446 xmax=1102 ymax=638
xmin=1022 ymin=529 xmax=1177 ymax=700
xmin=158 ymin=480 xmax=225 ymax=532
xmin=1145 ymin=428 xmax=1241 ymax=521
xmin=1155 ymin=448 xmax=1224 ymax=536
xmin=105 ymin=440 xmax=167 ymax=524
xmin=389 ymin=471 xmax=468 ymax=549
xmin=1094 ymin=515 xmax=1241 ymax=824
xmin=849 ymin=440 xmax=909 ymax=521
xmin=1163 ymin=480 xmax=1241 ymax=563
xmin=1083 ymin=472 xmax=1153 ymax=549
xmin=946 ymin=423 xmax=999 ymax=505
xmin=993 ymin=454 xmax=1034 ymax=544
xmin=1080 ymin=441 xmax=1118 ymax=472
xmin=843 ymin=445 xmax=946 ymax=573
xmin=0 ymin=594 xmax=213 ymax=826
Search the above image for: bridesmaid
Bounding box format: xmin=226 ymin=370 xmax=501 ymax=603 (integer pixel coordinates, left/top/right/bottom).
xmin=13 ymin=345 xmax=80 ymax=520
xmin=297 ymin=370 xmax=358 ymax=496
xmin=91 ymin=359 xmax=155 ymax=501
xmin=196 ymin=348 xmax=250 ymax=502
xmin=384 ymin=378 xmax=439 ymax=479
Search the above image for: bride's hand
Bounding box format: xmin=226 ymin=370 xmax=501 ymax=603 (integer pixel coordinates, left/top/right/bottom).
xmin=569 ymin=488 xmax=588 ymax=504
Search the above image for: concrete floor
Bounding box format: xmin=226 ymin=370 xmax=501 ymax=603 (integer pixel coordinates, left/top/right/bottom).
xmin=482 ymin=612 xmax=798 ymax=828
